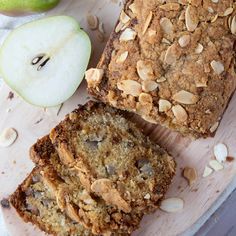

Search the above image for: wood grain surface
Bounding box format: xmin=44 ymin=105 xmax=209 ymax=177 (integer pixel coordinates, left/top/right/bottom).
xmin=0 ymin=1 xmax=236 ymax=236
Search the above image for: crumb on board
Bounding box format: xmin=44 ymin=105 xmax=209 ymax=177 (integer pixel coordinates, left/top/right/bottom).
xmin=1 ymin=198 xmax=10 ymax=209
xmin=7 ymin=91 xmax=14 ymax=100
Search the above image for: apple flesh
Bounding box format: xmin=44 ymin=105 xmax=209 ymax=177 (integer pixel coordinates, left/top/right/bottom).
xmin=0 ymin=16 xmax=91 ymax=107
xmin=0 ymin=0 xmax=60 ymax=16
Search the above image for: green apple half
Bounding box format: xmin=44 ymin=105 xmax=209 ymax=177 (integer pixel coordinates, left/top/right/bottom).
xmin=0 ymin=0 xmax=60 ymax=16
xmin=0 ymin=16 xmax=91 ymax=107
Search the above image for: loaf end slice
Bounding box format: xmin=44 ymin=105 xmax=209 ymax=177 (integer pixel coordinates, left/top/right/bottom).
xmin=10 ymin=167 xmax=92 ymax=236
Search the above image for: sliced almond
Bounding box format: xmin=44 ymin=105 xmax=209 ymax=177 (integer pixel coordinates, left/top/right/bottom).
xmin=85 ymin=68 xmax=104 ymax=87
xmin=120 ymin=10 xmax=131 ymax=24
xmin=172 ymin=105 xmax=188 ymax=122
xmin=210 ymin=121 xmax=219 ymax=133
xmin=137 ymin=60 xmax=154 ymax=80
xmin=116 ymin=51 xmax=128 ymax=63
xmin=87 ymin=15 xmax=99 ymax=30
xmin=137 ymin=93 xmax=153 ymax=115
xmin=161 ymin=38 xmax=171 ymax=45
xmin=211 ymin=14 xmax=218 ymax=23
xmin=178 ymin=35 xmax=191 ymax=47
xmin=223 ymin=7 xmax=233 ymax=16
xmin=172 ymin=90 xmax=199 ymax=104
xmin=230 ymin=16 xmax=236 ymax=35
xmin=159 ymin=3 xmax=180 ymax=11
xmin=115 ymin=22 xmax=124 ymax=33
xmin=117 ymin=80 xmax=142 ymax=97
xmin=214 ymin=143 xmax=228 ymax=163
xmin=91 ymin=179 xmax=131 ymax=213
xmin=98 ymin=22 xmax=105 ymax=34
xmin=0 ymin=128 xmax=18 ymax=147
xmin=209 ymin=160 xmax=224 ymax=171
xmin=185 ymin=5 xmax=199 ymax=32
xmin=142 ymin=80 xmax=158 ymax=92
xmin=129 ymin=3 xmax=138 ymax=14
xmin=157 ymin=76 xmax=167 ymax=83
xmin=195 ymin=43 xmax=204 ymax=54
xmin=144 ymin=193 xmax=151 ymax=200
xmin=183 ymin=167 xmax=197 ymax=186
xmin=119 ymin=28 xmax=137 ymax=41
xmin=210 ymin=60 xmax=224 ymax=75
xmin=160 ymin=17 xmax=174 ymax=35
xmin=139 ymin=93 xmax=153 ymax=104
xmin=203 ymin=166 xmax=213 ymax=177
xmin=211 ymin=0 xmax=218 ymax=2
xmin=164 ymin=44 xmax=177 ymax=65
xmin=208 ymin=7 xmax=214 ymax=13
xmin=142 ymin=11 xmax=153 ymax=35
xmin=160 ymin=198 xmax=184 ymax=213
xmin=159 ymin=99 xmax=172 ymax=112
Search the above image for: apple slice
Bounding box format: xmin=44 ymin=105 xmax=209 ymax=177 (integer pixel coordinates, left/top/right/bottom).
xmin=0 ymin=16 xmax=91 ymax=107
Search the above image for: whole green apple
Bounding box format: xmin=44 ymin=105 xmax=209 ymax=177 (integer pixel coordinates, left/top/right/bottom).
xmin=0 ymin=0 xmax=60 ymax=16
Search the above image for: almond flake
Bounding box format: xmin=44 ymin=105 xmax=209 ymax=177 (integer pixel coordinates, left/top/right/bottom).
xmin=230 ymin=16 xmax=236 ymax=35
xmin=85 ymin=68 xmax=104 ymax=87
xmin=0 ymin=128 xmax=18 ymax=147
xmin=160 ymin=17 xmax=173 ymax=35
xmin=144 ymin=193 xmax=151 ymax=200
xmin=159 ymin=99 xmax=172 ymax=112
xmin=208 ymin=7 xmax=214 ymax=13
xmin=183 ymin=167 xmax=197 ymax=186
xmin=115 ymin=22 xmax=124 ymax=33
xmin=211 ymin=0 xmax=218 ymax=2
xmin=159 ymin=3 xmax=180 ymax=11
xmin=137 ymin=60 xmax=154 ymax=80
xmin=117 ymin=80 xmax=142 ymax=97
xmin=129 ymin=3 xmax=138 ymax=14
xmin=178 ymin=35 xmax=191 ymax=47
xmin=210 ymin=60 xmax=224 ymax=75
xmin=210 ymin=121 xmax=219 ymax=133
xmin=185 ymin=5 xmax=199 ymax=32
xmin=156 ymin=76 xmax=167 ymax=83
xmin=164 ymin=44 xmax=177 ymax=65
xmin=195 ymin=43 xmax=204 ymax=54
xmin=209 ymin=160 xmax=224 ymax=171
xmin=139 ymin=93 xmax=153 ymax=104
xmin=172 ymin=90 xmax=199 ymax=104
xmin=223 ymin=7 xmax=233 ymax=16
xmin=119 ymin=28 xmax=137 ymax=41
xmin=87 ymin=15 xmax=99 ymax=30
xmin=203 ymin=166 xmax=213 ymax=177
xmin=142 ymin=11 xmax=153 ymax=35
xmin=120 ymin=10 xmax=131 ymax=24
xmin=98 ymin=22 xmax=105 ymax=34
xmin=214 ymin=143 xmax=228 ymax=163
xmin=160 ymin=198 xmax=184 ymax=213
xmin=116 ymin=51 xmax=128 ymax=63
xmin=211 ymin=14 xmax=218 ymax=23
xmin=161 ymin=38 xmax=171 ymax=45
xmin=172 ymin=105 xmax=188 ymax=122
xmin=142 ymin=80 xmax=158 ymax=92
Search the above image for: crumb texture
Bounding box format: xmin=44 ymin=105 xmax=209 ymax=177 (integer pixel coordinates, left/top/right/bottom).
xmin=50 ymin=102 xmax=176 ymax=214
xmin=86 ymin=0 xmax=236 ymax=138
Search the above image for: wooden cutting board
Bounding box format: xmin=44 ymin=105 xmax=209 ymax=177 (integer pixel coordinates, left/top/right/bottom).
xmin=0 ymin=1 xmax=236 ymax=235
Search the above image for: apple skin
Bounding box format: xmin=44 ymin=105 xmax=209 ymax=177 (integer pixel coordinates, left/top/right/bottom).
xmin=0 ymin=0 xmax=60 ymax=16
